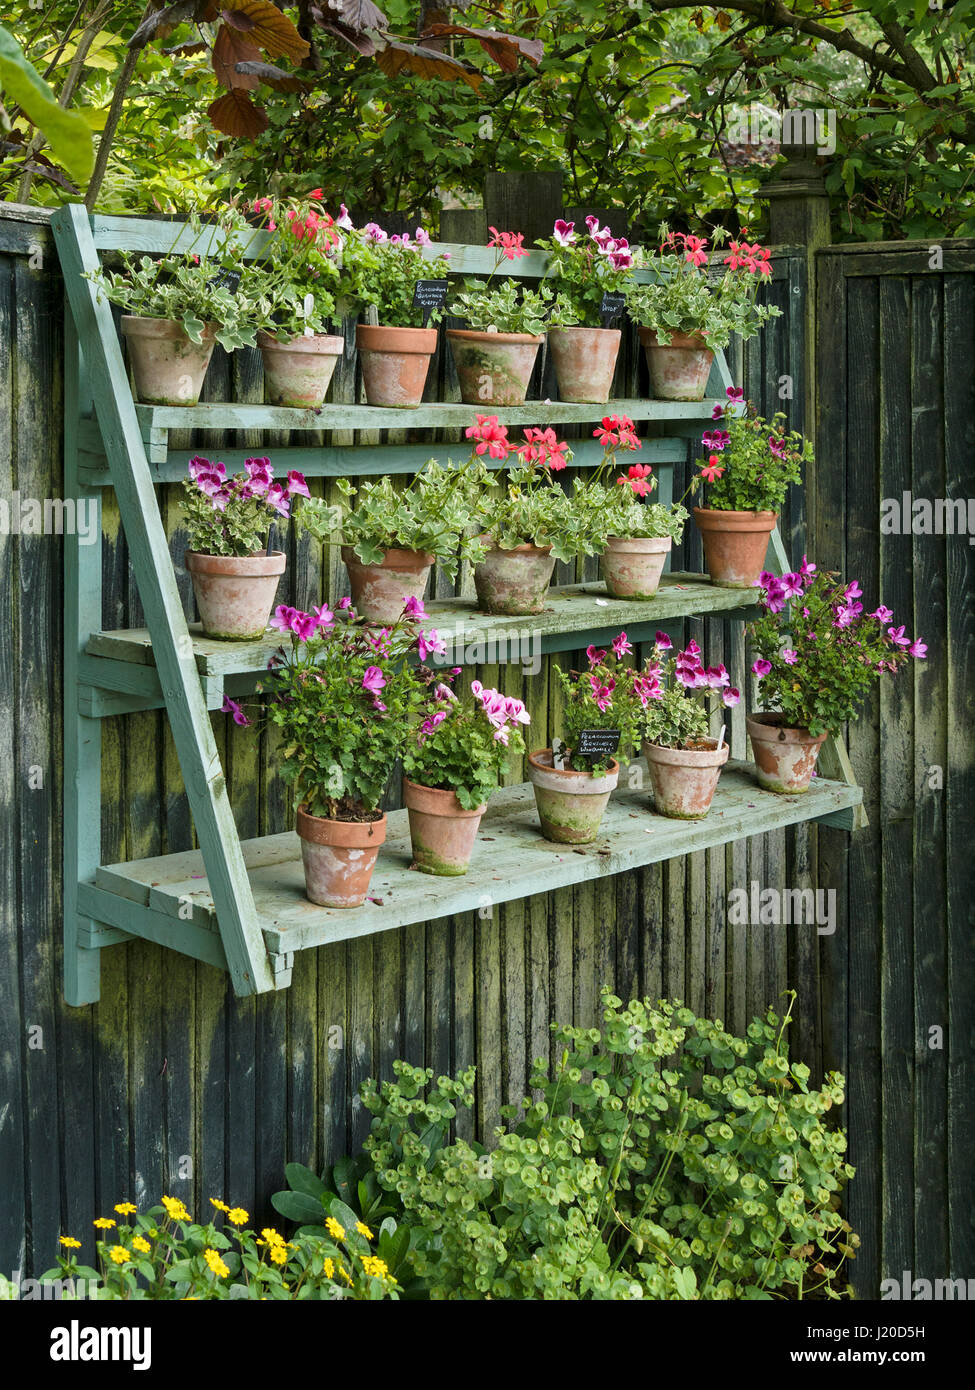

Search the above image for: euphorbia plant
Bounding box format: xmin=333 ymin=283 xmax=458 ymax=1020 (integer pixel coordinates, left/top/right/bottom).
xmin=625 ymin=227 xmax=781 ymax=349
xmin=181 ymin=455 xmax=309 ymax=557
xmin=692 ymin=389 xmax=812 ymax=513
xmin=640 ymin=632 xmax=741 ymax=749
xmin=554 ymin=633 xmax=659 ymax=773
xmin=536 ymin=216 xmax=636 ymax=326
xmin=748 ymin=565 xmax=926 ymax=736
xmin=348 ymin=223 xmax=451 ymax=327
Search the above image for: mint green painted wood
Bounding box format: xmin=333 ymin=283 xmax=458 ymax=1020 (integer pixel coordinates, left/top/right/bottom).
xmin=53 ymin=203 xmax=276 ymax=997
xmin=77 ymin=883 xmax=229 ymax=973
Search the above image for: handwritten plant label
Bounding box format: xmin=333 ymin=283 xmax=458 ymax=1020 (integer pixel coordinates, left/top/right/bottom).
xmin=206 ymin=266 xmax=243 ymax=294
xmin=413 ymin=278 xmax=449 ymax=325
xmin=576 ymin=727 xmax=621 ymax=759
xmin=600 ymin=291 xmax=627 ymax=327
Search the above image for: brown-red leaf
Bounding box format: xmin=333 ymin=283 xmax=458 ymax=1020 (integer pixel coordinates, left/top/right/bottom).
xmin=375 ymin=38 xmax=484 ymax=92
xmin=419 ymin=23 xmax=543 ymax=73
xmin=220 ymin=1 xmax=311 ymax=61
xmin=212 ymin=23 xmax=263 ymax=89
xmin=207 ymin=89 xmax=270 ymax=137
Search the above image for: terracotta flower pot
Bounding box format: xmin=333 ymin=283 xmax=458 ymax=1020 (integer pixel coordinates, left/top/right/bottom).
xmin=642 ymin=738 xmax=730 ymax=819
xmin=356 ymin=323 xmax=438 ymax=408
xmin=693 ymin=507 xmax=778 ymax=589
xmin=638 ymin=327 xmax=714 ymax=401
xmin=403 ymin=778 xmax=487 ymax=876
xmin=121 ymin=315 xmax=217 ymax=406
xmin=548 ymin=326 xmax=621 ymax=404
xmin=527 ymin=749 xmax=619 ymax=844
xmin=185 ymin=549 xmax=286 ymax=640
xmin=446 ymin=329 xmax=543 ymax=406
xmin=473 ymin=539 xmax=556 ymax=616
xmin=601 ymin=535 xmax=672 ymax=599
xmin=258 ymin=330 xmax=344 ymax=408
xmin=341 ymin=545 xmax=434 ymax=625
xmin=746 ymin=713 xmax=827 ymax=795
xmin=296 ymin=805 xmax=386 ymax=908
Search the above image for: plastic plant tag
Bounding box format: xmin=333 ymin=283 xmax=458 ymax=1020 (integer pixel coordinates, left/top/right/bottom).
xmin=413 ymin=278 xmax=449 ymax=326
xmin=552 ymin=737 xmax=568 ymax=770
xmin=600 ymin=291 xmax=626 ymax=327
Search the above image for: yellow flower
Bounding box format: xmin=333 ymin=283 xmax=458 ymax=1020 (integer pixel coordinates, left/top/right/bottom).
xmin=268 ymin=1244 xmax=287 ymax=1266
xmin=204 ymin=1248 xmax=230 ymax=1279
xmin=210 ymin=1198 xmax=229 ymax=1213
xmin=132 ymin=1236 xmax=151 ymax=1254
xmin=161 ymin=1196 xmax=190 ymax=1223
xmin=360 ymin=1255 xmax=389 ymax=1280
xmin=261 ymin=1227 xmax=285 ymax=1247
xmin=59 ymin=1236 xmax=81 ymax=1249
xmin=323 ymin=1257 xmax=335 ymax=1279
xmin=93 ymin=1218 xmax=115 ymax=1230
xmin=114 ymin=1203 xmax=137 ymax=1216
xmin=356 ymin=1221 xmax=374 ymax=1240
xmin=109 ymin=1247 xmax=132 ymax=1265
xmin=338 ymin=1264 xmax=352 ymax=1285
xmin=227 ymin=1207 xmax=249 ymax=1227
xmin=325 ymin=1216 xmax=346 ymax=1241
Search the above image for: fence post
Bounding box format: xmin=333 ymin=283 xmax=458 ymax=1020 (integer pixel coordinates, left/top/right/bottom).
xmin=484 ymin=170 xmax=563 ymax=243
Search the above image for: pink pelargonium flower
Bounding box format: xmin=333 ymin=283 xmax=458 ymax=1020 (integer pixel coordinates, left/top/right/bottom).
xmin=751 ymin=658 xmax=772 ymax=677
xmin=504 ymin=696 xmax=530 ymax=724
xmin=465 ymin=414 xmax=510 ymax=459
xmin=286 ymin=470 xmax=310 ymax=499
xmin=362 ymin=665 xmax=386 ymax=696
xmin=363 ymin=222 xmax=387 ymax=242
xmin=552 ymin=219 xmax=576 ymax=245
xmin=586 ymin=645 xmax=607 ymax=668
xmin=312 ymin=604 xmax=334 ymax=630
xmin=189 ymin=455 xmax=226 ymax=483
xmin=434 ymin=683 xmax=457 ymax=703
xmin=654 ymin=632 xmax=673 ymax=651
xmin=336 ymin=204 xmax=353 ymax=230
xmin=782 ymin=649 xmax=798 ymax=665
xmin=402 ymin=595 xmax=427 ymax=620
xmin=908 ymin=639 xmax=927 ymax=659
xmin=493 ymin=725 xmax=511 ymax=745
xmin=699 ymin=454 xmax=725 ymax=484
xmin=612 ymin=632 xmax=633 ymax=659
xmin=266 ymin=482 xmax=291 ymax=518
xmin=870 ymin=604 xmax=893 ymax=623
xmin=588 ymin=675 xmax=614 ymax=712
xmin=519 ymin=426 xmax=570 ymax=471
xmin=887 ymin=625 xmax=911 ymax=647
xmin=780 ymin=572 xmax=804 ymax=599
xmin=414 ymin=227 xmax=431 ymax=245
xmin=418 ymin=629 xmax=447 ymax=661
xmin=705 ymin=665 xmax=730 ymax=689
xmin=338 ymin=596 xmax=352 ymax=610
xmin=726 ymin=386 xmax=744 ymax=402
xmin=722 ymin=687 xmax=741 ymax=708
xmin=270 ymin=604 xmax=301 ymax=634
xmin=221 ymin=695 xmax=250 ymax=727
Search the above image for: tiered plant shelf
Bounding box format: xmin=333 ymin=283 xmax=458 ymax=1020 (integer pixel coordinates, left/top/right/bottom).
xmin=53 ymin=203 xmax=864 ymax=1005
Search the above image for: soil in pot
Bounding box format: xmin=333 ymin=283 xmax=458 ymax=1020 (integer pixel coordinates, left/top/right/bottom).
xmin=642 ymin=738 xmax=730 ymax=819
xmin=638 ymin=328 xmax=714 ymax=401
xmin=341 ymin=545 xmax=434 ymax=625
xmin=601 ymin=535 xmax=672 ymax=599
xmin=356 ymin=324 xmax=438 ymax=408
xmin=746 ymin=713 xmax=827 ymax=794
xmin=404 ymin=778 xmax=487 ymax=876
xmin=548 ymin=326 xmax=621 ymax=404
xmin=693 ymin=507 xmax=778 ymax=588
xmin=185 ymin=549 xmax=286 ymax=640
xmin=121 ymin=315 xmax=217 ymax=406
xmin=446 ymin=329 xmax=543 ymax=406
xmin=473 ymin=540 xmax=556 ymax=616
xmin=296 ymin=805 xmax=386 ymax=907
xmin=527 ymin=749 xmax=619 ymax=844
xmin=258 ymin=330 xmax=344 ymax=408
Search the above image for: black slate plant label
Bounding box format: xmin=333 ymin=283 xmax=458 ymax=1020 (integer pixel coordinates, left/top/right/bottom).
xmin=577 ymin=727 xmax=621 ymax=758
xmin=207 ymin=266 xmax=243 ymax=294
xmin=413 ymin=278 xmax=449 ymax=325
xmin=600 ymin=291 xmax=627 ymax=327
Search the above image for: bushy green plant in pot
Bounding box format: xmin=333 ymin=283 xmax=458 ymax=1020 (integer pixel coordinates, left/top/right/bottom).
xmin=400 ymin=665 xmax=530 ymax=875
xmin=747 ymin=565 xmax=926 ymax=792
xmin=691 ymin=389 xmax=812 ymax=587
xmin=537 ymin=216 xmax=636 ymax=402
xmin=625 ymin=228 xmax=781 ymax=400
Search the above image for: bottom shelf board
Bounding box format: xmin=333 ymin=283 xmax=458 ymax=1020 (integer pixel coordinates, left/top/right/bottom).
xmin=92 ymin=759 xmax=862 ymax=957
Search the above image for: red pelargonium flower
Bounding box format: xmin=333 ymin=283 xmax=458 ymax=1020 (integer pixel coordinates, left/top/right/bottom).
xmin=594 ymin=414 xmax=640 ymax=451
xmin=699 ymin=454 xmax=725 ymax=483
xmin=465 ymin=414 xmax=510 ymax=459
xmin=519 ymin=427 xmax=569 ymax=470
xmin=487 ymin=227 xmax=528 ymax=260
xmin=617 ymin=463 xmax=653 ymax=497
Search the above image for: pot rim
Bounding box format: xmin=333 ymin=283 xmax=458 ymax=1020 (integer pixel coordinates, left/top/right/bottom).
xmin=693 ymin=506 xmax=779 ymax=525
xmin=528 ymin=747 xmax=620 ymax=783
xmin=403 ymin=777 xmax=488 ymax=818
xmin=604 ymin=534 xmax=673 ymax=552
xmin=296 ymin=804 xmax=387 ymax=846
xmin=638 ymin=327 xmax=711 ymax=350
xmin=341 ymin=544 xmax=436 ymax=568
xmin=548 ymin=324 xmax=621 ymax=338
xmin=446 ymin=327 xmax=545 ymax=345
xmin=746 ymin=712 xmax=828 ymax=743
xmin=476 ymin=534 xmax=553 ymax=557
xmin=355 ymin=323 xmax=439 ymax=350
xmin=642 ymin=738 xmax=730 ymax=767
xmin=121 ymin=314 xmax=217 ymax=338
xmin=185 ymin=548 xmax=287 ymax=576
xmin=257 ymin=330 xmax=344 ymax=353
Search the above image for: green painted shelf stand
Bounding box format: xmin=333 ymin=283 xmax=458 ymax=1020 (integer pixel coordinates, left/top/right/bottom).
xmin=54 ymin=206 xmax=865 ymax=1005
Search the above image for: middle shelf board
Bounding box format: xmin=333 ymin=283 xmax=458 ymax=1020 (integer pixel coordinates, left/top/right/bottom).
xmin=89 ymin=759 xmax=863 ymax=963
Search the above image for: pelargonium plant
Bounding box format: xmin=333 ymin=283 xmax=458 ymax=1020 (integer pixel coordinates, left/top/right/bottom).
xmin=347 ymin=223 xmax=452 ymax=327
xmin=748 ymin=564 xmax=927 ymax=736
xmin=181 ymin=455 xmax=310 ymax=557
xmin=625 ymin=226 xmax=781 ymax=350
xmin=570 ymin=413 xmax=689 ymax=545
xmin=453 ymin=227 xmax=571 ymax=335
xmin=640 ymin=632 xmax=741 ymax=750
xmin=554 ymin=632 xmax=661 ymax=773
xmin=691 ymin=389 xmax=812 ymax=514
xmin=248 ymin=191 xmax=345 ymax=341
xmin=536 ymin=216 xmax=636 ymax=326
xmin=402 ymin=651 xmax=530 ymax=809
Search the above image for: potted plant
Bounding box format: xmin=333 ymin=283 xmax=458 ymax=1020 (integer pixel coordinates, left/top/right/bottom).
xmin=625 ymin=228 xmax=781 ymax=400
xmin=349 ymin=223 xmax=452 ymax=407
xmin=569 ymin=414 xmax=688 ymax=598
xmin=691 ymin=389 xmax=811 ymax=587
xmin=528 ymin=635 xmax=648 ymax=843
xmin=83 ymin=209 xmax=277 ymax=406
xmin=180 ymin=455 xmax=309 ymax=639
xmin=253 ymin=600 xmax=433 ymax=906
xmin=250 ymin=193 xmax=346 ymax=408
xmin=536 ymin=216 xmax=636 ymax=403
xmin=639 ymin=633 xmax=740 ymax=818
xmin=401 ymin=661 xmax=530 ymax=875
xmin=746 ymin=564 xmax=926 ymax=793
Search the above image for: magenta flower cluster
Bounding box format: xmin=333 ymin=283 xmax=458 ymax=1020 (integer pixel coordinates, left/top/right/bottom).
xmin=551 ymin=215 xmax=634 ymax=270
xmin=188 ymin=455 xmax=310 ymax=519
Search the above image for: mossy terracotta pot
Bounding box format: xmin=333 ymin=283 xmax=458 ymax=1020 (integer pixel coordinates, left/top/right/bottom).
xmin=643 ymin=738 xmax=729 ymax=819
xmin=473 ymin=539 xmax=556 ymax=616
xmin=258 ymin=330 xmax=344 ymax=408
xmin=601 ymin=535 xmax=672 ymax=599
xmin=121 ymin=315 xmax=217 ymax=406
xmin=747 ymin=713 xmax=827 ymax=794
xmin=446 ymin=329 xmax=543 ymax=406
xmin=527 ymin=749 xmax=619 ymax=844
xmin=403 ymin=778 xmax=487 ymax=876
xmin=296 ymin=805 xmax=386 ymax=908
xmin=185 ymin=549 xmax=286 ymax=640
xmin=356 ymin=323 xmax=438 ymax=408
xmin=341 ymin=545 xmax=434 ymax=625
xmin=547 ymin=326 xmax=621 ymax=404
xmin=638 ymin=327 xmax=714 ymax=401
xmin=693 ymin=507 xmax=778 ymax=588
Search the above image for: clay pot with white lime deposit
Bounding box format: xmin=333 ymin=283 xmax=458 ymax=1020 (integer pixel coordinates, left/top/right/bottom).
xmin=548 ymin=326 xmax=621 ymax=404
xmin=601 ymin=535 xmax=672 ymax=599
xmin=527 ymin=749 xmax=619 ymax=844
xmin=185 ymin=549 xmax=286 ymax=640
xmin=643 ymin=738 xmax=729 ymax=819
xmin=122 ymin=316 xmax=217 ymax=406
xmin=258 ymin=330 xmax=344 ymax=407
xmin=296 ymin=805 xmax=386 ymax=907
xmin=403 ymin=778 xmax=487 ymax=876
xmin=693 ymin=507 xmax=778 ymax=588
xmin=473 ymin=539 xmax=556 ymax=616
xmin=447 ymin=329 xmax=543 ymax=406
xmin=639 ymin=328 xmax=714 ymax=401
xmin=356 ymin=324 xmax=437 ymax=407
xmin=746 ymin=713 xmax=827 ymax=794
xmin=341 ymin=545 xmax=434 ymax=625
